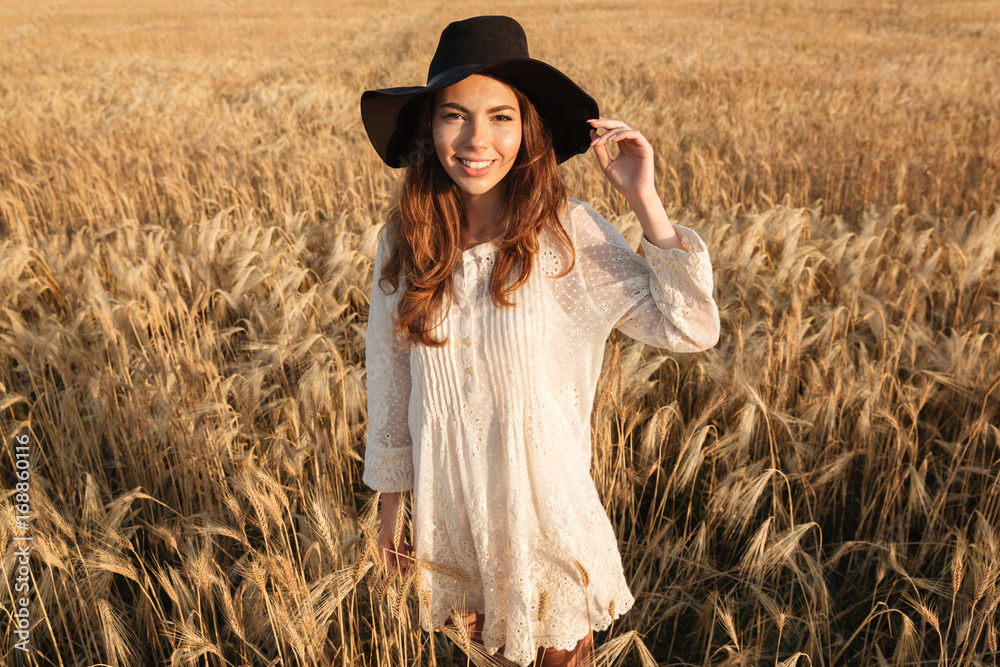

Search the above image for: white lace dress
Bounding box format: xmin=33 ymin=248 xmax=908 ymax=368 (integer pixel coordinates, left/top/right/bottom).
xmin=362 ymin=198 xmax=719 ymax=666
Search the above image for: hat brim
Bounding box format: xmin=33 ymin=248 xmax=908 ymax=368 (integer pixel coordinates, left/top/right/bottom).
xmin=360 ymin=59 xmax=599 ymax=168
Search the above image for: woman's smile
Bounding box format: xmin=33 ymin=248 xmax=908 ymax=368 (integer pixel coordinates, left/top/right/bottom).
xmin=458 ymin=157 xmax=496 ymax=174
xmin=459 ymin=158 xmax=495 ymax=169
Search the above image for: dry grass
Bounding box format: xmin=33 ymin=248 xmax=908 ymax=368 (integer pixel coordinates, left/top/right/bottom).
xmin=1 ymin=0 xmax=999 ymax=665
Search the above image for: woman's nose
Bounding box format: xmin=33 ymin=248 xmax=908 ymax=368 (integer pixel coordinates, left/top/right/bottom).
xmin=464 ymin=118 xmax=489 ymax=150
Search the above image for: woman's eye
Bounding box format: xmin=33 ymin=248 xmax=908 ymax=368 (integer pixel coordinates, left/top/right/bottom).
xmin=495 ymin=114 xmax=513 ymax=122
xmin=443 ymin=112 xmax=463 ymax=120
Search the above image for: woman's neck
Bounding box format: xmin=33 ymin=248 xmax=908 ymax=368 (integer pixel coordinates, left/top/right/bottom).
xmin=461 ymin=189 xmax=503 ymax=249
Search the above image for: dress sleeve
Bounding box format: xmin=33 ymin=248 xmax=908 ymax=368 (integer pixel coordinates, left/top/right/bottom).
xmin=572 ymin=200 xmax=720 ymax=352
xmin=362 ymin=229 xmax=414 ymax=493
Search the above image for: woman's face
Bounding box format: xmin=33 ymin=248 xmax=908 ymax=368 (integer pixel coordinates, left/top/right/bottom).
xmin=432 ymin=74 xmax=522 ymax=202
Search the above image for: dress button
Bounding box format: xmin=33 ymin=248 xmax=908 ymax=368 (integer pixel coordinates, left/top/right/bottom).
xmin=463 ymin=337 xmax=472 ymax=346
xmin=465 ymin=367 xmax=474 ymax=375
xmin=460 ymin=305 xmax=470 ymax=315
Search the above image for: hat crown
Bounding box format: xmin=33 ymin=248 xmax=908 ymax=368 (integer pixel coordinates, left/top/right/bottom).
xmin=426 ymin=16 xmax=529 ymax=85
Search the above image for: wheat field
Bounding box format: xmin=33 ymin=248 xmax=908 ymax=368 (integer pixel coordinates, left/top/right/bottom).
xmin=1 ymin=0 xmax=998 ymax=665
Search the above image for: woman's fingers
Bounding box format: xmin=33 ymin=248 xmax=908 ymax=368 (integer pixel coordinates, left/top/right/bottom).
xmin=588 ymin=117 xmax=631 ymax=130
xmin=592 ymin=128 xmax=648 ymax=149
xmin=397 ymin=542 xmax=414 ymax=575
xmin=380 ymin=540 xmax=414 ymax=575
xmin=588 ymin=120 xmax=649 ymax=160
xmin=590 ymin=129 xmax=613 ymax=172
xmin=591 ymin=129 xmax=627 ymax=146
xmin=589 ymin=119 xmax=634 ymax=145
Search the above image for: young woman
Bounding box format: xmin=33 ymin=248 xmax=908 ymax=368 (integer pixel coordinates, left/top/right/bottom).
xmin=360 ymin=15 xmax=720 ymax=667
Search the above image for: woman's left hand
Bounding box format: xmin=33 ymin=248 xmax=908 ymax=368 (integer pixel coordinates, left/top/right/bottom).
xmin=589 ymin=117 xmax=683 ymax=251
xmin=588 ymin=118 xmax=656 ymax=205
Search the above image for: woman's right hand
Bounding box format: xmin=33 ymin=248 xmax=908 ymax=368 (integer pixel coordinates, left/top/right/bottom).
xmin=377 ymin=492 xmax=414 ymax=575
xmin=377 ymin=521 xmax=414 ymax=575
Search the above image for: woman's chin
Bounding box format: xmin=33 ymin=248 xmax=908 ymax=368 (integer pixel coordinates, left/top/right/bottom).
xmin=454 ymin=181 xmax=502 ymax=198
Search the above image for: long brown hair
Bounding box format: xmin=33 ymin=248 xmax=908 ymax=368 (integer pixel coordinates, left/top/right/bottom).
xmin=378 ymin=76 xmax=576 ymax=347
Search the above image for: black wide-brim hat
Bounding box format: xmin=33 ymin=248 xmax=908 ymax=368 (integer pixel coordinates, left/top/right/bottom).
xmin=360 ymin=15 xmax=599 ymax=168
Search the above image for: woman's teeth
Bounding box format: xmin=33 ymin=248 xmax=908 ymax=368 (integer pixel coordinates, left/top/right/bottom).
xmin=460 ymin=159 xmax=493 ymax=169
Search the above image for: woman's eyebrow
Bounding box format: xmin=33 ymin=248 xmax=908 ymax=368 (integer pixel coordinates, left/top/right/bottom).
xmin=439 ymin=102 xmax=517 ymax=114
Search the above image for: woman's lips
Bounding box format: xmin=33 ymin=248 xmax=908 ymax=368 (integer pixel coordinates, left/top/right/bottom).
xmin=458 ymin=158 xmax=496 ymax=176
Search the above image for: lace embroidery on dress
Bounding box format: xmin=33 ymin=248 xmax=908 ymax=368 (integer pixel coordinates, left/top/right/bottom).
xmin=539 ymin=246 xmax=562 ymax=276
